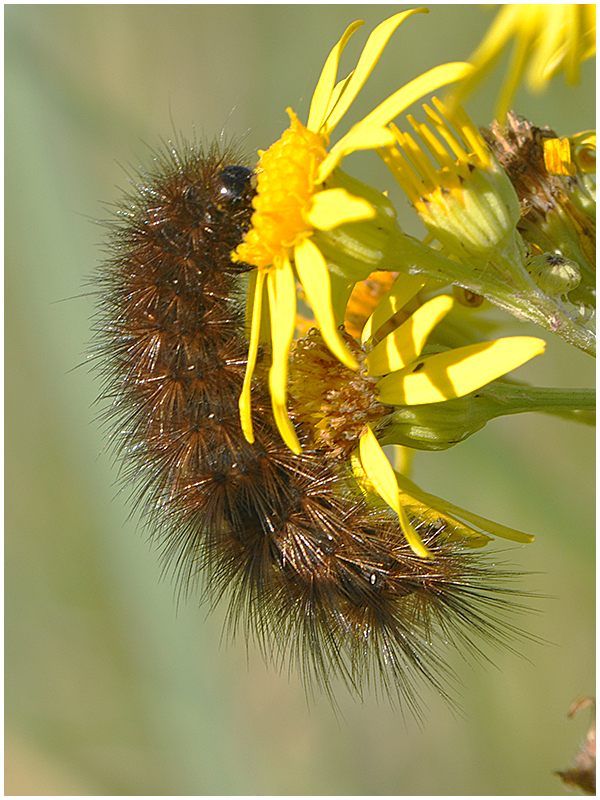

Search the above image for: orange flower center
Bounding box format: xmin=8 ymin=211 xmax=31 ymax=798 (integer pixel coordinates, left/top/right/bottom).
xmin=233 ymin=110 xmax=328 ymax=269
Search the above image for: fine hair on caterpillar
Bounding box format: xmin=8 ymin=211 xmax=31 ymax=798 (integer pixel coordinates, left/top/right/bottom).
xmin=92 ymin=137 xmax=532 ymax=711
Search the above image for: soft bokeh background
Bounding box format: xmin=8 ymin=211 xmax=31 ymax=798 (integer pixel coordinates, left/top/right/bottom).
xmin=6 ymin=4 xmax=595 ymax=795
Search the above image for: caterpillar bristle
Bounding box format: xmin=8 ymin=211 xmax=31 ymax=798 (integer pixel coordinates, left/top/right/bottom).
xmin=92 ymin=137 xmax=531 ymax=710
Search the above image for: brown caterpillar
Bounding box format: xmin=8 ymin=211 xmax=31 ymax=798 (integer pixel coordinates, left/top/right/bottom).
xmin=92 ymin=138 xmax=527 ymax=709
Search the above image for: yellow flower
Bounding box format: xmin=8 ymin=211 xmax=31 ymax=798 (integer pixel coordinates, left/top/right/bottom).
xmin=361 ymin=273 xmax=545 ymax=409
xmin=381 ymin=97 xmax=523 ymax=276
xmin=232 ymin=9 xmax=473 ymax=453
xmin=354 ymin=276 xmax=545 ymax=557
xmin=543 ymin=137 xmax=578 ymax=177
xmin=452 ymin=4 xmax=596 ymax=120
xmin=289 ymin=271 xmax=548 ymax=558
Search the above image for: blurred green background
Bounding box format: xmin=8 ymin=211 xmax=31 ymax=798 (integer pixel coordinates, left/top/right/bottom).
xmin=6 ymin=4 xmax=594 ymax=795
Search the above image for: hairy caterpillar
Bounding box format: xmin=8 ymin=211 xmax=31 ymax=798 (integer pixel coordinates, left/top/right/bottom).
xmin=93 ymin=138 xmax=526 ymax=709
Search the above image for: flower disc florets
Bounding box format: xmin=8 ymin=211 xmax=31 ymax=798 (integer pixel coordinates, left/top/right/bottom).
xmin=290 ymin=328 xmax=389 ymax=461
xmin=234 ymin=111 xmax=327 ymax=270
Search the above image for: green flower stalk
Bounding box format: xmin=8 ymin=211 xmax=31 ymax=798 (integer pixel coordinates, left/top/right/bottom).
xmin=376 ymin=380 xmax=596 ymax=451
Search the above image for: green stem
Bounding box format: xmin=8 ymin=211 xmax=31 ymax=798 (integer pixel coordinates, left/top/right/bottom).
xmin=386 ymin=228 xmax=596 ymax=358
xmin=481 ymin=383 xmax=596 ymax=424
xmin=378 ymin=383 xmax=595 ymax=451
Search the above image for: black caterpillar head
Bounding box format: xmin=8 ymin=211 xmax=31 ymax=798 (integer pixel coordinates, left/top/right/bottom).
xmin=217 ymin=165 xmax=255 ymax=204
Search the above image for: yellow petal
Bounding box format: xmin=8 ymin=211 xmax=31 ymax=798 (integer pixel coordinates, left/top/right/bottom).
xmin=244 ymin=267 xmax=272 ymax=342
xmin=305 ymin=187 xmax=375 ymax=231
xmin=376 ymin=336 xmax=546 ymax=406
xmin=495 ymin=34 xmax=532 ymax=120
xmin=394 ymin=469 xmax=534 ymax=544
xmin=357 ymin=62 xmax=474 ymax=130
xmin=358 ymin=427 xmax=432 ymax=558
xmin=316 ymin=62 xmax=473 ymax=183
xmin=361 ymin=273 xmax=427 ymax=344
xmin=543 ymin=137 xmax=577 ymax=176
xmin=398 ymin=505 xmax=433 ymax=560
xmin=320 ymin=8 xmax=429 ymax=137
xmin=358 ymin=427 xmax=398 ymax=509
xmin=307 ymin=20 xmax=364 ymax=134
xmin=321 ymin=73 xmax=354 ymax=127
xmin=469 ymin=4 xmax=527 ymax=70
xmin=294 ymin=237 xmax=358 ymax=370
xmin=527 ymin=5 xmax=567 ymax=89
xmin=267 ymin=262 xmax=301 ymax=453
xmin=351 ymin=449 xmax=367 ymax=484
xmin=271 ymin=400 xmax=302 ymax=456
xmin=449 ymin=4 xmax=526 ymax=113
xmin=365 ymin=294 xmax=454 ymax=377
xmin=239 ymin=269 xmax=267 ymax=444
xmin=317 ymin=125 xmax=397 ymax=183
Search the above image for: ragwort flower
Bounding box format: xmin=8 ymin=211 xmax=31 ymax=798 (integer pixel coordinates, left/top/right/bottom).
xmin=232 ymin=9 xmax=473 ymax=453
xmin=451 ymin=3 xmax=596 ymax=120
xmin=290 ymin=272 xmax=547 ymax=558
xmin=354 ymin=275 xmax=545 ymax=557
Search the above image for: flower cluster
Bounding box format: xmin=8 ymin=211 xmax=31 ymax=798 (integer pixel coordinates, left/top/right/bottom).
xmin=232 ymin=8 xmax=472 ymax=453
xmin=232 ymin=7 xmax=595 ymax=555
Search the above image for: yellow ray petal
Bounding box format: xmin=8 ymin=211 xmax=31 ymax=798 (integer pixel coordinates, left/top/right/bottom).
xmin=394 ymin=469 xmax=534 ymax=544
xmin=398 ymin=505 xmax=433 ymax=560
xmin=267 ymin=261 xmax=301 ymax=453
xmin=320 ymin=8 xmax=429 ymax=137
xmin=471 ymin=4 xmax=527 ymax=67
xmin=272 ymin=400 xmax=302 ymax=456
xmin=376 ymin=336 xmax=546 ymax=406
xmin=316 ymin=125 xmax=397 ymax=183
xmin=527 ymin=5 xmax=566 ymax=89
xmin=365 ymin=294 xmax=454 ymax=377
xmin=358 ymin=62 xmax=473 ymax=130
xmin=307 ymin=20 xmax=364 ymax=134
xmin=449 ymin=4 xmax=526 ymax=108
xmin=495 ymin=24 xmax=533 ymax=119
xmin=361 ymin=273 xmax=427 ymax=345
xmin=321 ymin=73 xmax=354 ymax=127
xmin=294 ymin=237 xmax=358 ymax=370
xmin=305 ymin=187 xmax=375 ymax=231
xmin=543 ymin=137 xmax=577 ymax=176
xmin=239 ymin=269 xmax=267 ymax=444
xmin=244 ymin=267 xmax=272 ymax=342
xmin=317 ymin=62 xmax=473 ymax=183
xmin=358 ymin=427 xmax=432 ymax=558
